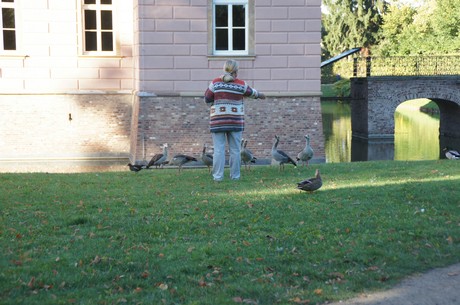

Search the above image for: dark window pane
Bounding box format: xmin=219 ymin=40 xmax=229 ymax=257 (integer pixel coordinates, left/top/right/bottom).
xmin=233 ymin=5 xmax=245 ymax=27
xmin=2 ymin=8 xmax=15 ymax=28
xmin=101 ymin=10 xmax=112 ymax=30
xmin=215 ymin=29 xmax=228 ymax=50
xmin=84 ymin=0 xmax=96 ymax=4
xmin=215 ymin=5 xmax=227 ymax=27
xmin=85 ymin=31 xmax=97 ymax=51
xmin=101 ymin=0 xmax=112 ymax=4
xmin=101 ymin=32 xmax=113 ymax=51
xmin=84 ymin=10 xmax=96 ymax=30
xmin=3 ymin=30 xmax=15 ymax=50
xmin=233 ymin=29 xmax=245 ymax=50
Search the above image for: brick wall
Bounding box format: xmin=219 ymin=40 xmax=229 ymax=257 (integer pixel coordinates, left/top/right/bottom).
xmin=0 ymin=94 xmax=132 ymax=160
xmin=0 ymin=93 xmax=325 ymax=164
xmin=132 ymin=95 xmax=325 ymax=164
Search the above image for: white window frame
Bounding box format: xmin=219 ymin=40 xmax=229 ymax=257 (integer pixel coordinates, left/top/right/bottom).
xmin=212 ymin=0 xmax=248 ymax=56
xmin=0 ymin=0 xmax=17 ymax=53
xmin=79 ymin=0 xmax=117 ymax=56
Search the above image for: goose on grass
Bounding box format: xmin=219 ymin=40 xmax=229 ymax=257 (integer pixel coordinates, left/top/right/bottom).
xmin=271 ymin=135 xmax=297 ymax=171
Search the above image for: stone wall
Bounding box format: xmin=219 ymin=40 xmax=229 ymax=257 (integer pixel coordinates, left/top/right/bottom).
xmin=132 ymin=95 xmax=325 ymax=165
xmin=351 ymin=76 xmax=460 ymax=143
xmin=0 ymin=94 xmax=325 ymax=165
xmin=0 ymin=94 xmax=132 ymax=160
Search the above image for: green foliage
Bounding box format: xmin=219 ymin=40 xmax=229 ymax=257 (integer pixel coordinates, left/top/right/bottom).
xmin=375 ymin=0 xmax=460 ymax=55
xmin=321 ymin=83 xmax=336 ymax=97
xmin=333 ymin=79 xmax=351 ymax=97
xmin=322 ymin=0 xmax=387 ymax=55
xmin=322 ymin=0 xmax=460 ymax=61
xmin=1 ymin=161 xmax=459 ymax=304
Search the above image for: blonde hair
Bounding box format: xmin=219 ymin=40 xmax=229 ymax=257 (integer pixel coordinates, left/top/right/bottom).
xmin=222 ymin=59 xmax=239 ymax=83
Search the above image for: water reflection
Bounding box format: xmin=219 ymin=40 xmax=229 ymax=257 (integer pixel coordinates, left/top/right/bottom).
xmin=321 ymin=100 xmax=440 ymax=162
xmin=321 ymin=101 xmax=352 ymax=162
xmin=394 ymin=103 xmax=440 ymax=160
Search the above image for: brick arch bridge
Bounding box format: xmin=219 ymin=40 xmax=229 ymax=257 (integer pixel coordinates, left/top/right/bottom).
xmin=350 ymin=76 xmax=460 ymax=152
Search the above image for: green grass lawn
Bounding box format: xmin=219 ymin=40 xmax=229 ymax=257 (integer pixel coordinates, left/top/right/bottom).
xmin=1 ymin=161 xmax=459 ymax=305
xmin=321 ymin=84 xmax=335 ymax=98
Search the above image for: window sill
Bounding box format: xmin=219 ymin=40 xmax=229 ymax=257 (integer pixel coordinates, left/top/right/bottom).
xmin=0 ymin=54 xmax=28 ymax=59
xmin=207 ymin=55 xmax=256 ymax=61
xmin=78 ymin=55 xmax=124 ymax=59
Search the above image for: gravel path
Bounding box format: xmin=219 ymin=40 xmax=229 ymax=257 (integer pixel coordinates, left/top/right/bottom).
xmin=326 ymin=263 xmax=460 ymax=305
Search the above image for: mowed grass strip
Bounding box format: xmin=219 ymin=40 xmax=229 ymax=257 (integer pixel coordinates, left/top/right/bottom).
xmin=1 ymin=160 xmax=459 ymax=305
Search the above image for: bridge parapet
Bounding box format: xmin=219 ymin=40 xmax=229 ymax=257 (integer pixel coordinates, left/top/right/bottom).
xmin=350 ymin=76 xmax=460 ymax=153
xmin=353 ymin=56 xmax=460 ymax=77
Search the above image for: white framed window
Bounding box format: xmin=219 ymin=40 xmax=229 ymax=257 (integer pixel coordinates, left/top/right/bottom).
xmin=80 ymin=0 xmax=115 ymax=55
xmin=213 ymin=0 xmax=248 ymax=56
xmin=0 ymin=0 xmax=16 ymax=51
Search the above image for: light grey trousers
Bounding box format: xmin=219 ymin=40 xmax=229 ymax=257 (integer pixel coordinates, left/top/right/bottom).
xmin=211 ymin=131 xmax=242 ymax=181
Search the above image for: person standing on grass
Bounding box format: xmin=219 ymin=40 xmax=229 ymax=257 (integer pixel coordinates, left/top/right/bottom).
xmin=204 ymin=59 xmax=266 ymax=182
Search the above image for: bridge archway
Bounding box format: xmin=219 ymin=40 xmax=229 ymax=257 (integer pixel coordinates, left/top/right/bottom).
xmin=351 ymin=76 xmax=460 ymax=155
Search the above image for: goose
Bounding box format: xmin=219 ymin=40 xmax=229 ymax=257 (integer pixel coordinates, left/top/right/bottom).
xmin=201 ymin=143 xmax=213 ymax=172
xmin=146 ymin=143 xmax=168 ymax=169
xmin=169 ymin=154 xmax=198 ymax=173
xmin=271 ymin=135 xmax=297 ymax=171
xmin=297 ymin=135 xmax=314 ymax=167
xmin=297 ymin=169 xmax=322 ymax=193
xmin=443 ymin=148 xmax=460 ymax=160
xmin=127 ymin=163 xmax=143 ymax=172
xmin=240 ymin=139 xmax=257 ymax=171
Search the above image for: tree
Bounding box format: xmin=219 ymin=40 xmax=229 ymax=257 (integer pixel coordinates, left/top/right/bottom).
xmin=375 ymin=0 xmax=460 ymax=55
xmin=322 ymin=0 xmax=388 ymax=56
xmin=374 ymin=4 xmax=418 ymax=55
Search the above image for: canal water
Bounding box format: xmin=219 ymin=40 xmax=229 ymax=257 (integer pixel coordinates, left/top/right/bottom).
xmin=321 ymin=99 xmax=440 ymax=163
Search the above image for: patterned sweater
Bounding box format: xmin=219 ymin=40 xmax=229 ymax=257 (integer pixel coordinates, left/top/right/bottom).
xmin=204 ymin=77 xmax=260 ymax=133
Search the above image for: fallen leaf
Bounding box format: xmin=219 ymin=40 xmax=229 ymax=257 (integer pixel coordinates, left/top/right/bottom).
xmin=158 ymin=283 xmax=168 ymax=290
xmin=314 ymin=288 xmax=323 ymax=295
xmin=367 ymin=266 xmax=379 ymax=271
xmin=43 ymin=284 xmax=53 ymax=290
xmin=90 ymin=255 xmax=101 ymax=265
xmin=141 ymin=271 xmax=149 ymax=279
xmin=290 ymin=297 xmax=310 ymax=304
xmin=27 ymin=277 xmax=35 ymax=288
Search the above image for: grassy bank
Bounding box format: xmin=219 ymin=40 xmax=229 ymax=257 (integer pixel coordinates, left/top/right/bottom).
xmin=321 ymin=80 xmax=350 ymax=99
xmin=1 ymin=161 xmax=459 ymax=305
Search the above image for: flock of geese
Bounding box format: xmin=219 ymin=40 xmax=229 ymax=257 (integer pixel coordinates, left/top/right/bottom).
xmin=128 ymin=135 xmax=322 ymax=193
xmin=127 ymin=137 xmax=460 ymax=193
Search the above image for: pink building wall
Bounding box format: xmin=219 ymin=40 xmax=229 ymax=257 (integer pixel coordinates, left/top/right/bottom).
xmin=135 ymin=0 xmax=322 ymax=95
xmin=0 ymin=0 xmax=325 ymax=167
